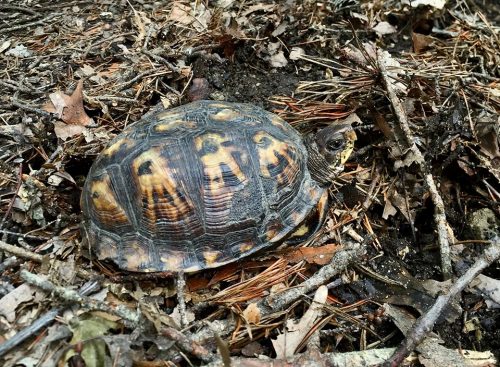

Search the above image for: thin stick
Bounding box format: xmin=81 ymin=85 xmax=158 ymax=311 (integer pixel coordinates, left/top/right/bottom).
xmin=192 ymin=243 xmax=364 ymax=345
xmin=0 ymin=240 xmax=92 ymax=280
xmin=0 ymin=14 xmax=60 ymax=33
xmin=0 ymin=240 xmax=43 ymax=262
xmin=176 ymin=271 xmax=189 ymax=328
xmin=20 ymin=270 xmax=217 ymax=363
xmin=377 ymin=49 xmax=453 ymax=279
xmin=0 ymin=164 xmax=23 ymax=230
xmin=384 ymin=236 xmax=500 ymax=367
xmin=257 ymin=243 xmax=364 ymax=314
xmin=0 ymin=281 xmax=100 ymax=358
xmin=162 ymin=327 xmax=215 ymax=363
xmin=20 ymin=270 xmax=140 ymax=328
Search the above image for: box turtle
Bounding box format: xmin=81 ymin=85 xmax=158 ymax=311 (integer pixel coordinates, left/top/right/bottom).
xmin=81 ymin=100 xmax=356 ymax=272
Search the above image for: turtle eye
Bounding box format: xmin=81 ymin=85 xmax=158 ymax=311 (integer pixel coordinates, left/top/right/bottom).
xmin=326 ymin=139 xmax=345 ymax=152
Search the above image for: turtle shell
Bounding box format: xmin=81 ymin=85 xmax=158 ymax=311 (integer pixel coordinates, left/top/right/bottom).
xmin=81 ymin=100 xmax=328 ymax=272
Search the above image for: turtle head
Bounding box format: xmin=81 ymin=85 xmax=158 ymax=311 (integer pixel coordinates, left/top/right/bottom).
xmin=306 ymin=124 xmax=357 ymax=187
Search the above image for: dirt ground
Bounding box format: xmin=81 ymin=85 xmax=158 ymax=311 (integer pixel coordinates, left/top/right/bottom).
xmin=0 ymin=1 xmax=499 ymax=366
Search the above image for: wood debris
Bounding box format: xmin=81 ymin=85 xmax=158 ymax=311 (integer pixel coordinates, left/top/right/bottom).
xmin=0 ymin=0 xmax=499 ymax=365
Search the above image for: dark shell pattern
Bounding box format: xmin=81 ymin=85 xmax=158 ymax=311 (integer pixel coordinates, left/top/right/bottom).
xmin=81 ymin=100 xmax=326 ymax=272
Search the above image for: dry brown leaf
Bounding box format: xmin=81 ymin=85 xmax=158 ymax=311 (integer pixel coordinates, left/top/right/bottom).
xmin=469 ymin=274 xmax=500 ymax=309
xmin=382 ymin=193 xmax=398 ymax=219
xmin=43 ymin=80 xmax=94 ymax=140
xmin=207 ymin=263 xmax=240 ymax=287
xmin=272 ymin=285 xmax=328 ymax=358
xmin=43 ymin=80 xmax=93 ymax=126
xmin=133 ymin=11 xmax=151 ymax=44
xmin=241 ymin=4 xmax=275 ymax=17
xmin=474 ymin=111 xmax=500 ymax=160
xmin=283 ymin=244 xmax=342 ymax=265
xmin=242 ymin=303 xmax=261 ymax=325
xmin=169 ymin=2 xmax=211 ymax=31
xmin=0 ymin=284 xmax=36 ymax=322
xmin=52 ymin=121 xmax=86 ymax=141
xmin=98 ymin=62 xmax=122 ymax=78
xmin=412 ymin=32 xmax=435 ymax=53
xmin=169 ymin=2 xmax=193 ymax=25
xmin=384 ymin=188 xmax=412 ymax=222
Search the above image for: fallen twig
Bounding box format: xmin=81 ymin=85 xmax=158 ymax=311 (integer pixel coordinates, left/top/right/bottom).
xmin=176 ymin=271 xmax=189 ymax=328
xmin=10 ymin=98 xmax=53 ymax=117
xmin=0 ymin=280 xmax=100 ymax=358
xmin=118 ymin=68 xmax=173 ymax=91
xmin=204 ymin=348 xmax=404 ymax=367
xmin=192 ymin=243 xmax=364 ymax=347
xmin=20 ymin=270 xmax=140 ymax=328
xmin=19 ymin=270 xmax=218 ymax=363
xmin=0 ymin=13 xmax=60 ymax=33
xmin=142 ymin=49 xmax=180 ymax=73
xmin=0 ymin=240 xmax=43 ymax=262
xmin=383 ymin=235 xmax=500 ymax=367
xmin=257 ymin=243 xmax=364 ymax=314
xmin=0 ymin=240 xmax=92 ymax=280
xmin=162 ymin=326 xmax=215 ymax=364
xmin=0 ymin=5 xmax=37 ymax=15
xmin=377 ymin=49 xmax=453 ymax=279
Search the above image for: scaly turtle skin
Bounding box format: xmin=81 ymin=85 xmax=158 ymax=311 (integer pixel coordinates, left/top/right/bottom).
xmin=81 ymin=100 xmax=356 ymax=272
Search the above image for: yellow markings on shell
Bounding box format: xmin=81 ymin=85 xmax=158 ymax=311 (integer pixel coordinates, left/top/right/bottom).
xmin=340 ymin=130 xmax=357 ymax=165
xmin=270 ymin=116 xmax=288 ymax=131
xmin=102 ymin=138 xmax=135 ymax=157
xmin=203 ymin=251 xmax=221 ymax=266
xmin=154 ymin=119 xmax=192 ymax=132
xmin=194 ymin=133 xmax=247 ymax=192
xmin=156 ymin=111 xmax=184 ymax=121
xmin=317 ymin=190 xmax=328 ymax=218
xmin=211 ymin=108 xmax=240 ymax=122
xmin=253 ymin=131 xmax=297 ymax=183
xmin=90 ymin=175 xmax=130 ymax=225
xmin=266 ymin=227 xmax=279 ymax=241
xmin=122 ymin=242 xmax=150 ymax=271
xmin=239 ymin=242 xmax=254 ymax=253
xmin=160 ymin=253 xmax=184 ymax=271
xmin=97 ymin=241 xmax=118 ymax=260
xmin=290 ymin=223 xmax=310 ymax=238
xmin=132 ymin=147 xmax=192 ymax=224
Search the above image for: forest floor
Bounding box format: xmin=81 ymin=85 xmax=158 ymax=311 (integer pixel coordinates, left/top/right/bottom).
xmin=0 ymin=1 xmax=499 ymax=366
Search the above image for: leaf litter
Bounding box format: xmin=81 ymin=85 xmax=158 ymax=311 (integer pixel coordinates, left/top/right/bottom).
xmin=0 ymin=0 xmax=499 ymax=366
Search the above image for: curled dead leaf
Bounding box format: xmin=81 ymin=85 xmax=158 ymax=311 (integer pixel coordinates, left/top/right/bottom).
xmin=283 ymin=243 xmax=342 ymax=265
xmin=242 ymin=302 xmax=261 ymax=325
xmin=272 ymin=285 xmax=328 ymax=358
xmin=44 ymin=80 xmax=94 ymax=126
xmin=412 ymin=32 xmax=435 ymax=53
xmin=0 ymin=284 xmax=36 ymax=322
xmin=43 ymin=80 xmax=95 ymax=140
